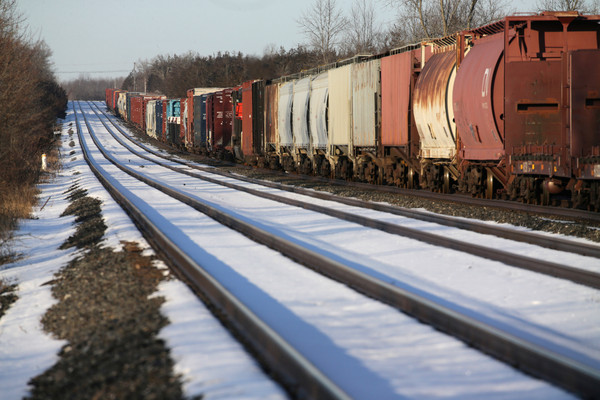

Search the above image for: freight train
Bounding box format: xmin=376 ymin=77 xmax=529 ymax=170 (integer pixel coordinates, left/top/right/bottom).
xmin=106 ymin=12 xmax=600 ymax=210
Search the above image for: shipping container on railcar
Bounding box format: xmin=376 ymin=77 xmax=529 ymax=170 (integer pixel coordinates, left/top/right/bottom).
xmin=155 ymin=100 xmax=164 ymax=141
xmin=232 ymin=84 xmax=244 ymax=160
xmin=380 ymin=44 xmax=427 ymax=189
xmin=161 ymin=100 xmax=168 ymax=143
xmin=130 ymin=95 xmax=145 ymax=130
xmin=186 ymin=88 xmax=223 ymax=150
xmin=131 ymin=95 xmax=165 ymax=132
xmin=206 ymin=89 xmax=234 ymax=156
xmin=109 ymin=90 xmax=123 ymax=112
xmin=146 ymin=100 xmax=159 ymax=139
xmin=308 ymin=72 xmax=329 ymax=175
xmin=117 ymin=92 xmax=128 ymax=119
xmin=144 ymin=96 xmax=165 ymax=132
xmin=239 ymin=80 xmax=265 ymax=164
xmin=496 ymin=12 xmax=600 ymax=209
xmin=179 ymin=97 xmax=189 ymax=148
xmin=413 ymin=37 xmax=459 ymax=192
xmin=105 ymin=89 xmax=115 ymax=110
xmin=166 ymin=99 xmax=181 ymax=146
xmin=192 ymin=93 xmax=210 ymax=151
xmin=125 ymin=92 xmax=142 ymax=122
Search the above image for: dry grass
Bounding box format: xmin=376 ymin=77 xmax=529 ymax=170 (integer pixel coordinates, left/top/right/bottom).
xmin=0 ymin=141 xmax=62 ymax=265
xmin=0 ymin=184 xmax=39 ymax=264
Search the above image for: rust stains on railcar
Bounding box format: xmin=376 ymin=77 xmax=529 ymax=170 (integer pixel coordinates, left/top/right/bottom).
xmin=413 ymin=49 xmax=457 ymax=160
xmin=264 ymin=83 xmax=279 ymax=151
xmin=504 ymin=13 xmax=600 ymax=178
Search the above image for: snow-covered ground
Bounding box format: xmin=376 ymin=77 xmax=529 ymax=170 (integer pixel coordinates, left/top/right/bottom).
xmin=0 ymin=107 xmax=285 ymax=400
xmin=1 ymin=102 xmax=598 ymax=398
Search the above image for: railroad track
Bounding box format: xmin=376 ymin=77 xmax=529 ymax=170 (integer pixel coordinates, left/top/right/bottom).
xmin=89 ymin=101 xmax=600 ymax=282
xmin=77 ymin=101 xmax=600 ymax=397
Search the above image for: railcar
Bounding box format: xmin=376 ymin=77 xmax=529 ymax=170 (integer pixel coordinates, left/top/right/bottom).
xmin=105 ymin=11 xmax=600 ymax=210
xmin=380 ymin=44 xmax=427 ymax=189
xmin=454 ymin=12 xmax=600 ymax=208
xmin=206 ymin=88 xmax=234 ymax=157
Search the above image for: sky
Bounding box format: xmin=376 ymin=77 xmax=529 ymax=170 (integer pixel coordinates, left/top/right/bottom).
xmin=16 ymin=0 xmax=538 ymax=83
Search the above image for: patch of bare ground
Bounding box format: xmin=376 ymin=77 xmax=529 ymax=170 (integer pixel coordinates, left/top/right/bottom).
xmin=25 ymin=185 xmax=187 ymax=399
xmin=0 ymin=278 xmax=17 ymax=319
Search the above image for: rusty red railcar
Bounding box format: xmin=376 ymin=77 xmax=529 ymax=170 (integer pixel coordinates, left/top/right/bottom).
xmin=412 ymin=37 xmax=459 ymax=193
xmin=451 ymin=12 xmax=600 ymax=206
xmin=129 ymin=95 xmax=144 ymax=129
xmin=453 ymin=24 xmax=506 ymax=197
xmin=207 ymin=89 xmax=234 ymax=152
xmin=263 ymin=82 xmax=280 ymax=168
xmin=380 ymin=45 xmax=427 ymax=188
xmin=185 ymin=88 xmax=223 ymax=149
xmin=500 ymin=12 xmax=599 ymax=206
xmin=237 ymin=80 xmax=265 ymax=163
xmin=105 ymin=89 xmax=115 ymax=110
xmin=179 ymin=97 xmax=187 ymax=148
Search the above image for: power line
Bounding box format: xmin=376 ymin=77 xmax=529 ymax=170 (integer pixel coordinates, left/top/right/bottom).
xmin=58 ymin=70 xmax=131 ymax=74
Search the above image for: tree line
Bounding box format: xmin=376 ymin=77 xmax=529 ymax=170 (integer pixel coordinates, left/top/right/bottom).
xmin=66 ymin=0 xmax=598 ymax=99
xmin=0 ymin=0 xmax=68 ymax=240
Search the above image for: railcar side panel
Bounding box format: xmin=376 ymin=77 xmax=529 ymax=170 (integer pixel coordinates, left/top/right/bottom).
xmin=381 ymin=51 xmax=413 ymax=147
xmin=309 ymin=72 xmax=328 ymax=151
xmin=278 ymin=82 xmax=294 ymax=147
xmin=351 ymin=59 xmax=380 ymax=149
xmin=251 ymin=80 xmax=265 ymax=156
xmin=193 ymin=94 xmax=208 ymax=148
xmin=265 ymin=83 xmax=280 ymax=152
xmin=328 ymin=65 xmax=352 ymax=149
xmin=413 ymin=51 xmax=457 ymax=159
xmin=454 ymin=33 xmax=505 ymax=161
xmin=146 ymin=100 xmax=157 ymax=139
xmin=571 ymin=49 xmax=600 ymax=180
xmin=241 ymin=81 xmax=254 ymax=156
xmin=292 ymin=77 xmax=311 ymax=149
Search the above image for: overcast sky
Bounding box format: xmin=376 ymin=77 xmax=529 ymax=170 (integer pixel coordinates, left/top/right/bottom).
xmin=17 ymin=0 xmax=538 ymax=82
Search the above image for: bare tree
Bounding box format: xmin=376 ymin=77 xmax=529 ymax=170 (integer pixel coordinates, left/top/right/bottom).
xmin=343 ymin=0 xmax=382 ymax=55
xmin=297 ymin=0 xmax=347 ymax=63
xmin=536 ymin=0 xmax=599 ymax=12
xmin=383 ymin=0 xmax=508 ymax=43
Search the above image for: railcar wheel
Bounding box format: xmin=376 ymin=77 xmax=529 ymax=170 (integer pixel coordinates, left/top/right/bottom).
xmin=485 ymin=173 xmax=494 ymax=199
xmin=299 ymin=156 xmax=312 ymax=175
xmin=443 ymin=169 xmax=451 ymax=193
xmin=408 ymin=168 xmax=415 ymax=189
xmin=541 ymin=184 xmax=550 ymax=206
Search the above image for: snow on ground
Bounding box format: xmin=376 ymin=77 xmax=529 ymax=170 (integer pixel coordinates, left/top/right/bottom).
xmin=77 ymin=102 xmax=584 ymax=398
xmin=90 ymin=101 xmax=600 ymax=366
xmin=0 ymin=108 xmax=285 ymax=400
xmin=4 ymin=101 xmax=596 ymax=399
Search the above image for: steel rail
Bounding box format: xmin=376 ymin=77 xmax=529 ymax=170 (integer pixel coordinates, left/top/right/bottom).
xmin=73 ymin=102 xmax=351 ymax=400
xmin=89 ymin=102 xmax=600 ymax=290
xmin=81 ymin=101 xmax=600 ymax=397
xmin=94 ymin=101 xmax=600 ymax=258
